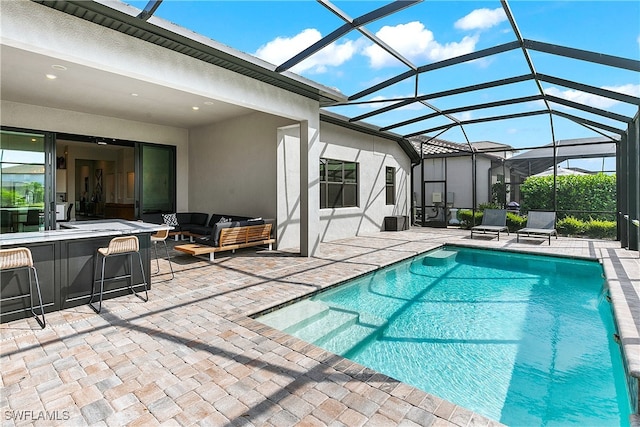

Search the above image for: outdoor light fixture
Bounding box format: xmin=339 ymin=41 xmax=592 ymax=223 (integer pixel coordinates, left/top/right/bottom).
xmin=51 ymin=65 xmax=67 ymax=71
xmin=192 ymin=106 xmax=199 ymax=110
xmin=45 ymin=74 xmax=57 ymax=80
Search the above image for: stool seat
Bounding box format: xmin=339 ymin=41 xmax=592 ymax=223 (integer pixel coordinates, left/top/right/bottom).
xmin=98 ymin=235 xmax=139 ymax=256
xmin=0 ymin=247 xmax=45 ymax=328
xmin=89 ymin=235 xmax=148 ymax=314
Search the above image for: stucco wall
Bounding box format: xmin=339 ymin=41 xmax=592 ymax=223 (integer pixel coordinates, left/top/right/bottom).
xmin=189 ymin=112 xmax=296 ymax=222
xmin=317 ymin=122 xmax=412 ymax=243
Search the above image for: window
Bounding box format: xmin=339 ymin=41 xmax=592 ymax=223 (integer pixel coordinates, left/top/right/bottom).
xmin=320 ymin=159 xmax=358 ymax=208
xmin=385 ymin=166 xmax=395 ymax=205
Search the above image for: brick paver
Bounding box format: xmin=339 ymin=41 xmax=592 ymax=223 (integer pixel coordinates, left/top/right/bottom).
xmin=1 ymin=228 xmax=637 ymax=426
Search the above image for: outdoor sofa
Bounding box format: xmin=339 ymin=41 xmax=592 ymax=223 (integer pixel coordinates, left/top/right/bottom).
xmin=175 ymin=214 xmax=274 ymax=261
xmin=142 ymin=212 xmax=274 ymax=261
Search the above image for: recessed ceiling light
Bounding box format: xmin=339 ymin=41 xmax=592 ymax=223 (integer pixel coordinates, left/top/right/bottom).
xmin=131 ymin=93 xmax=139 ymax=97
xmin=51 ymin=65 xmax=67 ymax=71
xmin=204 ymin=101 xmax=214 ymax=105
xmin=46 ymin=74 xmax=57 ymax=80
xmin=31 ymin=138 xmax=37 ymax=142
xmin=192 ymin=106 xmax=200 ymax=111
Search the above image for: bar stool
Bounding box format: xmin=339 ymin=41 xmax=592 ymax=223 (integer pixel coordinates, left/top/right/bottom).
xmin=0 ymin=247 xmax=46 ymax=328
xmin=151 ymin=226 xmax=174 ymax=280
xmin=89 ymin=235 xmax=148 ymax=314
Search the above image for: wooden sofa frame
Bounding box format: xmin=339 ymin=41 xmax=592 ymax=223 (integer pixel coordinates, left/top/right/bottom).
xmin=174 ymin=223 xmax=274 ymax=261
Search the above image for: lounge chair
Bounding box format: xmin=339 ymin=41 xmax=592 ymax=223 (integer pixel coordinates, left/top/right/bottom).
xmin=470 ymin=209 xmax=508 ymax=241
xmin=516 ymin=211 xmax=557 ymax=245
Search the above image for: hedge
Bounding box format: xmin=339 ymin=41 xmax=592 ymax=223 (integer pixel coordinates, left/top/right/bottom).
xmin=519 ymin=174 xmax=616 ymax=221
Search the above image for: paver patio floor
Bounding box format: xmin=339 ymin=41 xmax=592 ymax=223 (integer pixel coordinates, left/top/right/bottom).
xmin=1 ymin=227 xmax=638 ymax=426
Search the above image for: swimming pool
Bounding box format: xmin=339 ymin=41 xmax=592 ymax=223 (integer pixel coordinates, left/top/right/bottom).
xmin=256 ymin=246 xmax=632 ymax=426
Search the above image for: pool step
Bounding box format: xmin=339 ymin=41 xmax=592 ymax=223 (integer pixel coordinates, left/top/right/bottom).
xmin=318 ymin=312 xmax=388 ymax=357
xmin=422 ymin=249 xmax=457 ymax=266
xmin=294 ymin=309 xmax=359 ymax=344
xmin=258 ymin=300 xmax=330 ymax=333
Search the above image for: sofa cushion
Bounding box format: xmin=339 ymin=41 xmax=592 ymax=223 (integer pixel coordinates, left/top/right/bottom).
xmin=141 ymin=213 xmax=164 ymax=225
xmin=190 ymin=212 xmax=209 ymax=226
xmin=175 ymin=213 xmax=191 ymax=226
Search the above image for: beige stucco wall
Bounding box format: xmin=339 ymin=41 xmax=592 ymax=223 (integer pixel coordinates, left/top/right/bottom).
xmin=317 ymin=122 xmax=412 ymax=243
xmin=188 ymin=111 xmax=296 ymax=220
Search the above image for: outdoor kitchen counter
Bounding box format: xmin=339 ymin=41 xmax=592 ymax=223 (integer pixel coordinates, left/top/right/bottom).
xmin=0 ymin=220 xmax=168 ymax=323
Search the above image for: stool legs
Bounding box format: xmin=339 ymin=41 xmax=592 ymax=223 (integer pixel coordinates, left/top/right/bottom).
xmin=132 ymin=251 xmax=149 ymax=302
xmin=152 ymin=240 xmax=174 ymax=280
xmin=89 ymin=252 xmax=106 ymax=314
xmin=28 ymin=266 xmax=46 ymax=328
xmin=89 ymin=251 xmax=149 ymax=314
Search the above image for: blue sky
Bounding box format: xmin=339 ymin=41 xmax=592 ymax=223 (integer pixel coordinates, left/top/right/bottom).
xmin=127 ymin=0 xmax=639 ymax=160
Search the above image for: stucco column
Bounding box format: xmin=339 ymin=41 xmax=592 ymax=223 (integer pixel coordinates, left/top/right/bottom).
xmin=300 ymin=120 xmax=320 ymax=257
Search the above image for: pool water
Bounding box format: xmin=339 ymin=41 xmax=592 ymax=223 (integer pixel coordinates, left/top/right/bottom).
xmin=257 ymin=246 xmax=632 ymax=426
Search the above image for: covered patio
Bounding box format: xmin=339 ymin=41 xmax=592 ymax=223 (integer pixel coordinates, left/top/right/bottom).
xmin=2 ymin=229 xmax=637 ymax=426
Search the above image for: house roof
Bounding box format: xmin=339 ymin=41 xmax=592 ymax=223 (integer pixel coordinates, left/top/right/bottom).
xmin=409 ymin=135 xmax=510 ymax=161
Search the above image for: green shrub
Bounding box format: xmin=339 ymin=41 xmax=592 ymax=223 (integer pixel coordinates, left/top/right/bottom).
xmin=478 ymin=202 xmax=499 ymax=210
xmin=458 ymin=209 xmax=483 ymax=229
xmin=506 ymin=212 xmax=526 ymax=232
xmin=557 ymin=216 xmax=587 ymax=236
xmin=520 ymin=173 xmax=616 ymax=221
xmin=585 ymin=219 xmax=617 ymax=239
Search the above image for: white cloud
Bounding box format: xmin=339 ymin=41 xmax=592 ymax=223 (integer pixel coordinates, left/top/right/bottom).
xmin=545 ymin=84 xmax=640 ymax=109
xmin=362 ymin=21 xmax=478 ymax=68
xmin=253 ymin=28 xmax=356 ymax=74
xmin=453 ymin=111 xmax=473 ymax=121
xmin=454 ymin=8 xmax=507 ymax=31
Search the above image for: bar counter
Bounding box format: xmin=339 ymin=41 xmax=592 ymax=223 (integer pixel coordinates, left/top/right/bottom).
xmin=1 ymin=220 xmax=168 ymax=323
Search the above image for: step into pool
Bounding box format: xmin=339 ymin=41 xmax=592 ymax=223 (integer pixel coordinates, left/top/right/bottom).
xmin=256 ymin=246 xmax=632 ymax=426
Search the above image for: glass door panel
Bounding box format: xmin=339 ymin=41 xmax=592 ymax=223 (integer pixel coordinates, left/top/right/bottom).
xmin=1 ymin=130 xmax=47 ymax=233
xmin=138 ymin=144 xmax=176 ymax=216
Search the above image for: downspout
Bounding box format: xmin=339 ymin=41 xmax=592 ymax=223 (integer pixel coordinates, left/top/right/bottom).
xmin=488 ymin=167 xmax=492 ymax=205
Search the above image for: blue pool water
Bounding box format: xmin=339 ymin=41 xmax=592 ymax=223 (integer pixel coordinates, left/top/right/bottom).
xmin=257 ymin=246 xmax=631 ymax=426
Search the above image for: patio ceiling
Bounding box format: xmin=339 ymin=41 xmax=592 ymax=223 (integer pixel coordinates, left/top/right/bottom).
xmin=21 ymin=0 xmax=640 ymax=154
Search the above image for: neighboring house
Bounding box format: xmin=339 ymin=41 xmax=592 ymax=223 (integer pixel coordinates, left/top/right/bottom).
xmin=409 ymin=136 xmax=516 ymax=225
xmin=0 ymin=0 xmax=419 ymax=256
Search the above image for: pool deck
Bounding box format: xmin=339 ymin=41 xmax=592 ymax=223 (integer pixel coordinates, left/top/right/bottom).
xmin=1 ymin=227 xmax=638 ymax=426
